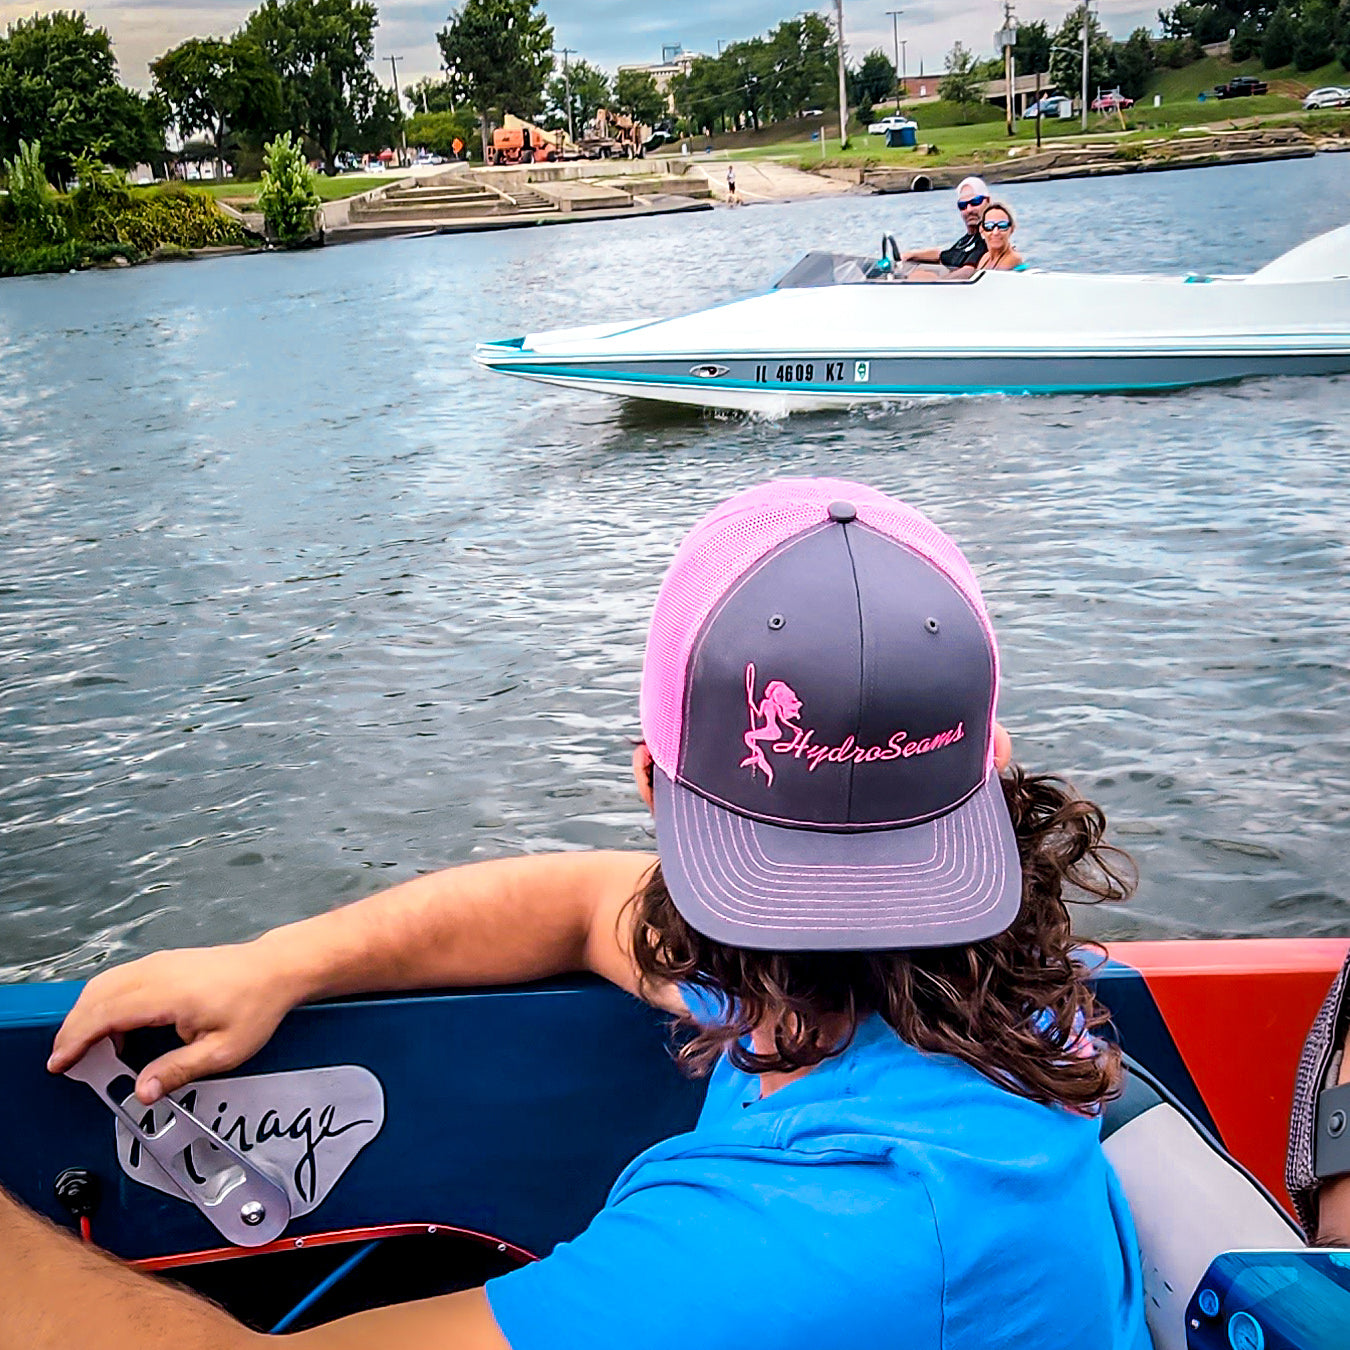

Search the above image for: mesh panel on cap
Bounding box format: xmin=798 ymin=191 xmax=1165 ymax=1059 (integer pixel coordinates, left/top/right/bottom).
xmin=641 ymin=493 xmax=830 ymax=773
xmin=639 ymin=479 xmax=998 ymax=777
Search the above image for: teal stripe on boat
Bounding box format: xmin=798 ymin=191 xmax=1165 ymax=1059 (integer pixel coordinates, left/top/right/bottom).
xmin=497 ymin=363 xmax=1211 ymax=395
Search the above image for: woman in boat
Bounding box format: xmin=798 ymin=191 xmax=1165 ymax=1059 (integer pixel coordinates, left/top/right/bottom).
xmin=974 ymin=201 xmax=1024 ymax=272
xmin=17 ymin=480 xmax=1150 ymax=1350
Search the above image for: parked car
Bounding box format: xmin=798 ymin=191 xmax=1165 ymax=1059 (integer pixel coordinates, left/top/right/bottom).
xmin=867 ymin=114 xmax=917 ymax=135
xmin=1022 ymin=95 xmax=1071 ymax=119
xmin=1214 ymin=76 xmax=1268 ymax=98
xmin=1303 ymin=85 xmax=1350 ymax=109
xmin=1090 ymin=91 xmax=1134 ymax=112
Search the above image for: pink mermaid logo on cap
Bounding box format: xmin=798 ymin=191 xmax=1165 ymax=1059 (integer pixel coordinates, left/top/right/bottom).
xmin=741 ymin=663 xmax=802 ymax=786
xmin=740 ymin=662 xmax=966 ymax=786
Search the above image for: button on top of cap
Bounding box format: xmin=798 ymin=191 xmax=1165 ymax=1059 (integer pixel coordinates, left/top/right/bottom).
xmin=827 ymin=500 xmax=857 ymax=524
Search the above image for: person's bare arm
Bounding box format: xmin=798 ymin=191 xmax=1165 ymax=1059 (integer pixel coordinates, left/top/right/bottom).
xmin=50 ymin=850 xmax=665 ymax=1103
xmin=0 ymin=1184 xmax=511 ymax=1349
xmin=900 ymin=246 xmax=941 ymax=263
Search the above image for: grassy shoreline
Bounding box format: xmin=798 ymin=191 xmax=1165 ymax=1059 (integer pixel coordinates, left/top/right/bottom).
xmin=670 ymin=54 xmax=1350 ymax=172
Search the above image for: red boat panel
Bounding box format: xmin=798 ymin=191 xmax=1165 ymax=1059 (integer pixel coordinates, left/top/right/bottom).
xmin=1108 ymin=939 xmax=1350 ymax=1208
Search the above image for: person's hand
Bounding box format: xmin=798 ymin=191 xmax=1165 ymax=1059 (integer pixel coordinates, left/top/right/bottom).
xmin=47 ymin=942 xmax=300 ymax=1104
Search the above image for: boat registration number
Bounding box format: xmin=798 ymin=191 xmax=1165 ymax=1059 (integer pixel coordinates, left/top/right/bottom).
xmin=754 ymin=362 xmax=850 ymax=384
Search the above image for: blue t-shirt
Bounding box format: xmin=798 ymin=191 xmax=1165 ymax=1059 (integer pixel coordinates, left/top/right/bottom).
xmin=486 ymin=1011 xmax=1148 ymax=1350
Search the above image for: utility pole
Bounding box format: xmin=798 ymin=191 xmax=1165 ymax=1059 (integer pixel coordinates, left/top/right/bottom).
xmin=387 ymin=55 xmax=407 ymax=165
xmin=900 ymin=40 xmax=907 ymax=93
xmin=833 ymin=0 xmax=849 ymax=149
xmin=559 ymin=47 xmax=576 ymax=144
xmin=1081 ymin=0 xmax=1091 ymax=132
xmin=998 ymin=1 xmax=1016 ymax=137
xmin=886 ymin=10 xmax=903 ymax=110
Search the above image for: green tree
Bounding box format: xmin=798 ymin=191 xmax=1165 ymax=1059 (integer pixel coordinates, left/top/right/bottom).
xmin=613 ymin=69 xmax=664 ymax=126
xmin=1262 ymin=4 xmax=1298 ymax=65
xmin=1338 ymin=0 xmax=1350 ymax=69
xmin=406 ymin=109 xmax=479 ymax=157
xmin=543 ymin=57 xmax=610 ymax=136
xmin=1109 ymin=29 xmax=1156 ymax=101
xmin=151 ymin=36 xmax=283 ymax=179
xmin=672 ymin=55 xmax=728 ymax=132
xmin=1230 ymin=17 xmax=1263 ymax=60
xmin=0 ymin=11 xmax=165 ymax=182
xmin=438 ymin=0 xmax=553 ymax=154
xmin=256 ymin=130 xmax=320 ymax=243
xmin=854 ymin=49 xmax=896 ymax=108
xmin=242 ymin=0 xmax=385 ymax=173
xmin=938 ymin=42 xmax=983 ymax=122
xmin=405 ymin=77 xmax=458 ymax=114
xmin=1050 ymin=8 xmax=1113 ymax=107
xmin=1014 ymin=19 xmax=1052 ymax=76
xmin=1293 ymin=0 xmax=1337 ymax=68
xmin=763 ymin=14 xmax=836 ymax=122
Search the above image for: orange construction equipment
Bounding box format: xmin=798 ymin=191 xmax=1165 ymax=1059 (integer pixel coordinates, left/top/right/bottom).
xmin=487 ymin=126 xmax=561 ymax=166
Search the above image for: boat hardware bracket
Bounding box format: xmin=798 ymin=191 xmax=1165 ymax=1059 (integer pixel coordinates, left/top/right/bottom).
xmin=1315 ymin=1081 xmax=1350 ymax=1181
xmin=64 ymin=1038 xmax=293 ymax=1247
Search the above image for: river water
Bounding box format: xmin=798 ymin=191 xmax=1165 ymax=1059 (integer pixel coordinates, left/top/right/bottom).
xmin=2 ymin=155 xmax=1348 ymax=981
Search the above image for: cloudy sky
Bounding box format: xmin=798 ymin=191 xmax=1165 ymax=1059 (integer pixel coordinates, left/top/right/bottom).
xmin=3 ymin=0 xmax=1160 ymax=93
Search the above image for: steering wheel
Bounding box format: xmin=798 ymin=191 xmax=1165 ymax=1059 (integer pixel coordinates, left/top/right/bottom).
xmin=882 ymin=234 xmax=901 ymax=264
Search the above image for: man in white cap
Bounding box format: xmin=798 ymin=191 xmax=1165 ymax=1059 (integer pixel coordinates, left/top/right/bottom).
xmin=901 ymin=175 xmax=991 ymax=277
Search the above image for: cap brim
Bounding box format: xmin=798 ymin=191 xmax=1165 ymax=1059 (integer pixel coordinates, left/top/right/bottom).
xmin=652 ymin=768 xmax=1022 ymax=951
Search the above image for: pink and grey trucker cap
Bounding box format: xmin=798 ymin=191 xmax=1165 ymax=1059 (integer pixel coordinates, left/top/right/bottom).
xmin=639 ymin=479 xmax=1021 ymax=951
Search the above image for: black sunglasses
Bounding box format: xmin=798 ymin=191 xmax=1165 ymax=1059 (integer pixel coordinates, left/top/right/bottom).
xmin=981 ymin=219 xmax=1012 ymax=232
xmin=957 ymin=194 xmax=989 ymax=210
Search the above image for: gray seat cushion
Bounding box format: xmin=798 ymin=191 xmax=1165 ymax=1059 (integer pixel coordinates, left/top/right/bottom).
xmin=1102 ymin=1057 xmax=1302 ymax=1350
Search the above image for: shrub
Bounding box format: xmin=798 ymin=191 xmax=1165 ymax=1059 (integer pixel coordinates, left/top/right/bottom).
xmin=3 ymin=140 xmax=68 ymax=243
xmin=256 ymin=133 xmax=321 ymax=246
xmin=0 ymin=240 xmax=81 ymax=277
xmin=69 ymin=157 xmax=133 ymax=243
xmin=1 ymin=175 xmax=246 ymax=277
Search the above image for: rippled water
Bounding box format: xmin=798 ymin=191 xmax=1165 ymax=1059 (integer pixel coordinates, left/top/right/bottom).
xmin=2 ymin=156 xmax=1348 ymax=980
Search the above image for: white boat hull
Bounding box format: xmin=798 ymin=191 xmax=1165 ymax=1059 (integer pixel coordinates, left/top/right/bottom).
xmin=475 ymin=228 xmax=1350 ymax=413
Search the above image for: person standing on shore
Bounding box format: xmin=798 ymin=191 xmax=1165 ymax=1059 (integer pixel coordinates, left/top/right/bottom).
xmin=726 ymin=163 xmax=741 ymax=205
xmin=902 ymin=175 xmax=991 ymax=277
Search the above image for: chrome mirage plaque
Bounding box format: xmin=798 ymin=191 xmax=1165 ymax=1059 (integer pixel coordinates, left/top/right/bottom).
xmin=113 ymin=1063 xmax=384 ymax=1223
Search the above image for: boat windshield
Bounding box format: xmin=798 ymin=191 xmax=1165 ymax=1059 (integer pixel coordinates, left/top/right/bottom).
xmin=773 ymin=251 xmax=986 ymax=288
xmin=773 ymin=252 xmax=873 ymax=288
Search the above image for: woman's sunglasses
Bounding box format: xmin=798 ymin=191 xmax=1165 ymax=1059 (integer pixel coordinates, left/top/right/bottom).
xmin=981 ymin=219 xmax=1013 ymax=232
xmin=957 ymin=194 xmax=988 ymax=210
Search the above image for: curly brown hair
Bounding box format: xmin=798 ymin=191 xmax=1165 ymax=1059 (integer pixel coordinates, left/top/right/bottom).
xmin=628 ymin=766 xmax=1134 ymax=1113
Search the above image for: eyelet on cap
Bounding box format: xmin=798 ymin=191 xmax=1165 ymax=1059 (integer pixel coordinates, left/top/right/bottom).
xmin=827 ymin=500 xmax=857 ymax=524
xmin=767 ymin=614 xmax=786 ymax=631
xmin=925 ymin=617 xmax=940 ymax=634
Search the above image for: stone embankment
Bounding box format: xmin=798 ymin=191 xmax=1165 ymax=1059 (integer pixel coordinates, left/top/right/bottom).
xmin=852 ymin=126 xmax=1327 ymax=194
xmin=325 ymin=160 xmax=713 ymax=241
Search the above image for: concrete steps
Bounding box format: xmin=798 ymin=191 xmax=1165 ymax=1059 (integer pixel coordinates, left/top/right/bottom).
xmin=349 ymin=178 xmax=568 ymax=223
xmin=506 ymin=189 xmax=557 ymax=212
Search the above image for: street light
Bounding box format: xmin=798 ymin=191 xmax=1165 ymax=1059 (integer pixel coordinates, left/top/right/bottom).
xmin=1034 ymin=43 xmax=1083 ymax=150
xmin=886 ymin=10 xmax=903 ymax=111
